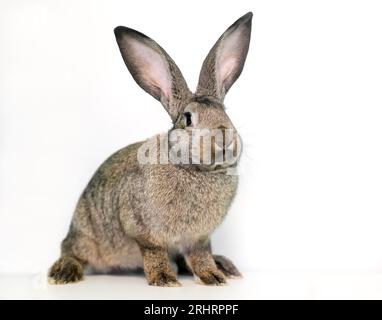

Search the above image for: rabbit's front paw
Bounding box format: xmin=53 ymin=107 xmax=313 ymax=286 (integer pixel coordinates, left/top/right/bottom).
xmin=147 ymin=272 xmax=181 ymax=287
xmin=195 ymin=268 xmax=227 ymax=286
xmin=48 ymin=256 xmax=83 ymax=285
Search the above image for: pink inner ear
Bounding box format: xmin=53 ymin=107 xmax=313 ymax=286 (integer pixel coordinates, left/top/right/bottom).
xmin=218 ymin=56 xmax=237 ymax=84
xmin=216 ymin=24 xmax=247 ymax=90
xmin=129 ymin=38 xmax=171 ymax=102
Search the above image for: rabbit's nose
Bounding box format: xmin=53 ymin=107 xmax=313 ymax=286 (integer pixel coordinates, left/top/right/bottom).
xmin=215 ymin=126 xmax=235 ymax=149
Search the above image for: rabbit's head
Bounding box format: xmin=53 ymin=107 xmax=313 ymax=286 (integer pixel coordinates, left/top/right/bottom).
xmin=115 ymin=12 xmax=252 ymax=170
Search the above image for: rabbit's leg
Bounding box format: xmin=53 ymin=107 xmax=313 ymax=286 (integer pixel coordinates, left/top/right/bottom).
xmin=184 ymin=240 xmax=227 ymax=286
xmin=138 ymin=241 xmax=181 ymax=287
xmin=48 ymin=231 xmax=94 ymax=284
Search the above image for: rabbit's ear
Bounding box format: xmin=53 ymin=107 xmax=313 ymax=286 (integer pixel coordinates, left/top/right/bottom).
xmin=114 ymin=27 xmax=191 ymax=121
xmin=196 ymin=12 xmax=252 ymax=101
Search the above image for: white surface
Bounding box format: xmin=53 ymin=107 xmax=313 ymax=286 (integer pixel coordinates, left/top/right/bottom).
xmin=1 ymin=0 xmax=382 ymax=275
xmin=1 ymin=271 xmax=382 ymax=300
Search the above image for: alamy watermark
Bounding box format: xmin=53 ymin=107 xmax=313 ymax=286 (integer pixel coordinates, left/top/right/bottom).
xmin=137 ymin=128 xmax=242 ymax=174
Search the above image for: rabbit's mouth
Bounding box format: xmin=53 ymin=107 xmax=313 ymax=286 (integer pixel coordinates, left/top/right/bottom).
xmin=192 ymin=162 xmax=239 ymax=173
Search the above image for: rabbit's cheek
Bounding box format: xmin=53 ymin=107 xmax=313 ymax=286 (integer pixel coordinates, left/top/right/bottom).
xmin=167 ymin=129 xmax=192 ymax=165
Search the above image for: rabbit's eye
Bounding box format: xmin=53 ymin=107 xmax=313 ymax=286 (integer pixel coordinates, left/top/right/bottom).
xmin=183 ymin=112 xmax=192 ymax=127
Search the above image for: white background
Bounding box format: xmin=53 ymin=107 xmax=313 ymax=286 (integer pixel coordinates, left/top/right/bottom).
xmin=1 ymin=0 xmax=382 ymax=285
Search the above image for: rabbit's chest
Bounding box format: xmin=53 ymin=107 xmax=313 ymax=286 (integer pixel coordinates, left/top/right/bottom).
xmin=143 ymin=166 xmax=238 ymax=242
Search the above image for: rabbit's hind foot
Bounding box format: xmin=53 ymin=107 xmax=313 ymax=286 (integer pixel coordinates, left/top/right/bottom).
xmin=213 ymin=255 xmax=242 ymax=279
xmin=48 ymin=256 xmax=84 ymax=285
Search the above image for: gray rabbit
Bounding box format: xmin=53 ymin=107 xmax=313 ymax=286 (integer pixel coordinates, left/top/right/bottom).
xmin=49 ymin=12 xmax=252 ymax=286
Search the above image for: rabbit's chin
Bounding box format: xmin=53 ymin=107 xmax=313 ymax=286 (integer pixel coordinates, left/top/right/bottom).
xmin=184 ymin=162 xmax=238 ymax=173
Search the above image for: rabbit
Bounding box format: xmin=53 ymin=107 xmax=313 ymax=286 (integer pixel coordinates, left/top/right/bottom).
xmin=48 ymin=12 xmax=252 ymax=287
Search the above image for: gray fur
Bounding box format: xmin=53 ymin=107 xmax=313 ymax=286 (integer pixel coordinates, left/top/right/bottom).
xmin=49 ymin=12 xmax=252 ymax=286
